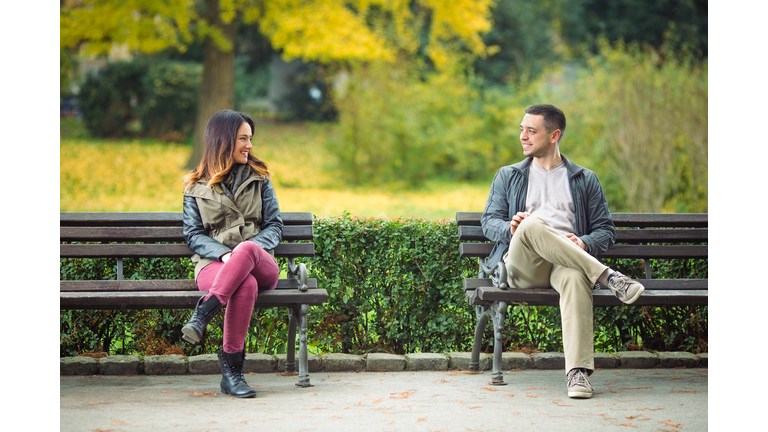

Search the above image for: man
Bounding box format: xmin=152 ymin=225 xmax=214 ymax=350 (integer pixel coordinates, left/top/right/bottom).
xmin=481 ymin=104 xmax=644 ymax=399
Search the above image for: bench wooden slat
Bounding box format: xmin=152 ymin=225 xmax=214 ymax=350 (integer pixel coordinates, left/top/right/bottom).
xmin=60 ymin=212 xmax=314 ymax=227
xmin=473 ymin=286 xmax=707 ymax=306
xmin=459 ymin=243 xmax=707 ymax=259
xmin=60 ymin=242 xmax=315 ymax=259
xmin=464 ymin=278 xmax=707 ymax=291
xmin=458 ymin=226 xmax=707 ymax=243
xmin=60 ymin=288 xmax=328 ymax=310
xmin=61 ymin=278 xmax=319 ymax=292
xmin=60 ymin=225 xmax=314 ymax=242
xmin=456 ymin=212 xmax=708 ymax=228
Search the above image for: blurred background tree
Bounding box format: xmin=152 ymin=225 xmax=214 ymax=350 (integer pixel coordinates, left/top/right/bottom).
xmin=60 ymin=0 xmax=496 ymax=169
xmin=60 ymin=0 xmax=707 ymax=213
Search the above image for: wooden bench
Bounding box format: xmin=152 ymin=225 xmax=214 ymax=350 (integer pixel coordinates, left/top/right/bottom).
xmin=60 ymin=212 xmax=327 ymax=388
xmin=456 ymin=212 xmax=708 ymax=385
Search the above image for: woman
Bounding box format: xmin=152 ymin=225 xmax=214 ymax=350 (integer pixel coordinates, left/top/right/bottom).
xmin=181 ymin=110 xmax=283 ymax=398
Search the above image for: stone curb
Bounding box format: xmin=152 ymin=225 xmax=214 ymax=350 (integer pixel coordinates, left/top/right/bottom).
xmin=60 ymin=351 xmax=708 ymax=376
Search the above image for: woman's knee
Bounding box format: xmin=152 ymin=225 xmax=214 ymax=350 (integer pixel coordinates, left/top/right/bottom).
xmin=230 ymin=275 xmax=259 ymax=302
xmin=233 ymin=240 xmax=262 ymax=255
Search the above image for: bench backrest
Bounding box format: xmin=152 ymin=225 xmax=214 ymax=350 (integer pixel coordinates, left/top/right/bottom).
xmin=60 ymin=212 xmax=315 ymax=280
xmin=456 ymin=212 xmax=707 ymax=280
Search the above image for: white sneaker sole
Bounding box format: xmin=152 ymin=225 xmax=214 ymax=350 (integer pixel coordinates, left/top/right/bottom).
xmin=623 ymin=285 xmax=645 ymax=304
xmin=568 ymin=390 xmax=593 ymax=399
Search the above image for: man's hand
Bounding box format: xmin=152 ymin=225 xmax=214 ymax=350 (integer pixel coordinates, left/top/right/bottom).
xmin=565 ymin=233 xmax=587 ymax=251
xmin=221 ymin=252 xmax=232 ymax=263
xmin=509 ymin=212 xmax=532 ymax=236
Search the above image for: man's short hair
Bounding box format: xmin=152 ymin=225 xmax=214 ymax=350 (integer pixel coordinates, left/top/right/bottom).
xmin=525 ymin=104 xmax=566 ymax=141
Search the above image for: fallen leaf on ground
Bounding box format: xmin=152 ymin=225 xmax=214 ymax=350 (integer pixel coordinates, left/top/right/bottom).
xmin=504 ymin=393 xmax=515 ymax=397
xmin=637 ymin=407 xmax=664 ymax=411
xmin=625 ymin=415 xmax=640 ymax=419
xmin=468 ymin=405 xmax=480 ymax=409
xmin=660 ymin=420 xmax=682 ymax=427
xmin=524 ymin=394 xmax=538 ymax=398
xmin=619 ymin=387 xmax=652 ymax=390
xmin=617 ymin=423 xmax=637 ymax=428
xmin=372 ymin=397 xmax=383 ymax=403
xmin=671 ymin=386 xmax=697 ymax=393
xmin=552 ymin=399 xmax=574 ymax=407
xmin=480 ymin=387 xmax=499 ymax=391
xmin=161 ymin=391 xmax=170 ymax=393
xmin=390 ymin=392 xmax=410 ymax=399
xmin=417 ymin=418 xmax=426 ymax=422
xmin=330 ymin=415 xmax=341 ymax=419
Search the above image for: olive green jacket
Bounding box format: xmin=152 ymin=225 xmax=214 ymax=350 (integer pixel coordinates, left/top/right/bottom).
xmin=182 ymin=170 xmax=283 ymax=280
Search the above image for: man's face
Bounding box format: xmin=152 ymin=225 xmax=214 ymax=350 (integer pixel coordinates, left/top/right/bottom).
xmin=519 ymin=113 xmax=557 ymax=158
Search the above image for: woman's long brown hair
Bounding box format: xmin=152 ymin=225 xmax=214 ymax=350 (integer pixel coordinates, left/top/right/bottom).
xmin=183 ymin=110 xmax=272 ymax=191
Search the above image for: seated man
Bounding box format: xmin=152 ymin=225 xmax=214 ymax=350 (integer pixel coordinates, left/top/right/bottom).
xmin=481 ymin=104 xmax=644 ymax=399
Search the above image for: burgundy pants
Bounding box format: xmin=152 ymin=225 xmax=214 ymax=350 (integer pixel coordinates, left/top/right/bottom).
xmin=196 ymin=241 xmax=279 ymax=353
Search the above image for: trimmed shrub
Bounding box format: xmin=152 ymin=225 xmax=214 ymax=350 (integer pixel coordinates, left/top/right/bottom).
xmin=60 ymin=216 xmax=708 ymax=357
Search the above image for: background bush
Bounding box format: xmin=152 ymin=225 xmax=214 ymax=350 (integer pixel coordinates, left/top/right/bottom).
xmin=79 ymin=60 xmax=148 ymax=138
xmin=329 ymin=39 xmax=707 ymax=213
xmin=60 ymin=216 xmax=707 ymax=357
xmin=78 ymin=60 xmax=202 ymax=141
xmin=139 ymin=61 xmax=202 ymax=141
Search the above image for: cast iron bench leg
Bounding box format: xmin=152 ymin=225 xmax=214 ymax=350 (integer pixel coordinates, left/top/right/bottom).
xmin=286 ymin=307 xmax=298 ymax=373
xmin=470 ymin=305 xmax=489 ymax=372
xmin=490 ymin=301 xmax=508 ymax=385
xmin=296 ymin=303 xmax=312 ymax=387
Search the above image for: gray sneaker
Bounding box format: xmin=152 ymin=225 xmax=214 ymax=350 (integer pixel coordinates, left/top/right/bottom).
xmin=605 ymin=271 xmax=645 ymax=304
xmin=567 ymin=368 xmax=594 ymax=399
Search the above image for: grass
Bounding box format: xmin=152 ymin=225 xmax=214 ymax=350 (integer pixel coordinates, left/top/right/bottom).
xmin=60 ymin=119 xmax=492 ymax=219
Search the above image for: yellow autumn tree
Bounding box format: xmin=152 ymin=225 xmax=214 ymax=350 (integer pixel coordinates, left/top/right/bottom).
xmin=60 ymin=0 xmax=495 ymax=168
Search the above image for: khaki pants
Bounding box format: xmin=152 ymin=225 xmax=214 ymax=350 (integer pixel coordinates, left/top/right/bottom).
xmin=503 ymin=215 xmax=608 ymax=374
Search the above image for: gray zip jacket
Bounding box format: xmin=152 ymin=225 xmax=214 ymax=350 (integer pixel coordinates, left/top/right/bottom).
xmin=481 ymin=154 xmax=615 ymax=268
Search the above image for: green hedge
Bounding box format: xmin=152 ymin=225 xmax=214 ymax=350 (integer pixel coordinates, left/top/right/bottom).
xmin=60 ymin=215 xmax=708 ymax=357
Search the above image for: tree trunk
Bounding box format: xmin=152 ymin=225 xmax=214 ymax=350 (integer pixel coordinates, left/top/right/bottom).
xmin=184 ymin=0 xmax=236 ymax=170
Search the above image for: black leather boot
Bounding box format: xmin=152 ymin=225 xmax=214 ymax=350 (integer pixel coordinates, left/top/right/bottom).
xmin=181 ymin=295 xmax=223 ymax=344
xmin=217 ymin=350 xmax=256 ymax=398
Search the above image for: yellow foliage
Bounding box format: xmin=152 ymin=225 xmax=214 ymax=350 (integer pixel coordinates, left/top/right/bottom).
xmin=62 ymin=0 xmax=494 ymax=69
xmin=60 ymin=0 xmax=198 ymax=54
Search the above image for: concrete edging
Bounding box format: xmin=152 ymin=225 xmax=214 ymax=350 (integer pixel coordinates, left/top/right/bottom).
xmin=60 ymin=351 xmax=707 ymax=376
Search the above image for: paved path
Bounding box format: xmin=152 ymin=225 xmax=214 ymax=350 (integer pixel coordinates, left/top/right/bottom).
xmin=60 ymin=368 xmax=706 ymax=431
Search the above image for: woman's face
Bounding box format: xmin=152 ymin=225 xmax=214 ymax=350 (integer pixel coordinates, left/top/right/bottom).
xmin=233 ymin=122 xmax=252 ymax=164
